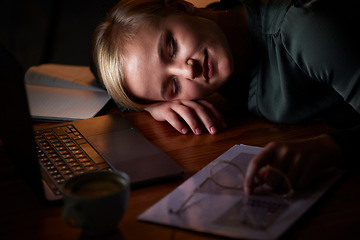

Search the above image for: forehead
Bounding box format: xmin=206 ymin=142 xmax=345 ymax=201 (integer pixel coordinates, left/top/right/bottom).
xmin=123 ymin=22 xmax=163 ymax=102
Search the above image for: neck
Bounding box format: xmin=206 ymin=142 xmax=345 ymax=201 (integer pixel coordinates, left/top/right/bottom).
xmin=196 ymin=6 xmax=253 ymax=75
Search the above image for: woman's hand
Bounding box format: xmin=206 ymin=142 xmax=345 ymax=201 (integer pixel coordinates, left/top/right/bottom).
xmin=244 ymin=135 xmax=343 ymax=194
xmin=145 ymin=99 xmax=227 ymax=135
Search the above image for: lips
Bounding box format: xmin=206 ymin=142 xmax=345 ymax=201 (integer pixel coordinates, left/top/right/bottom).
xmin=203 ymin=50 xmax=213 ymax=81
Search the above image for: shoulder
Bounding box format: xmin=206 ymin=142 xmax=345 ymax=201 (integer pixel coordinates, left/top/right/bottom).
xmin=280 ymin=0 xmax=360 ymax=82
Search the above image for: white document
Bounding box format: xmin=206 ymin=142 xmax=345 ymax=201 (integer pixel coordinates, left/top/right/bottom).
xmin=26 ymin=85 xmax=110 ymax=121
xmin=25 ymin=64 xmax=110 ymax=121
xmin=138 ymin=144 xmax=344 ymax=240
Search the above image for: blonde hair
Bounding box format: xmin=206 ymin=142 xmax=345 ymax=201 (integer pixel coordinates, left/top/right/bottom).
xmin=93 ymin=0 xmax=180 ymax=110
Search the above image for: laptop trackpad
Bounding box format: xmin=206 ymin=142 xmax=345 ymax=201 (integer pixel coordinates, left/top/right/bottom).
xmin=86 ymin=128 xmax=182 ymax=186
xmin=87 ymin=128 xmax=160 ymax=162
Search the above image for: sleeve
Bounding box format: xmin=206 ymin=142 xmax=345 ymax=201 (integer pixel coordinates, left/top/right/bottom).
xmin=288 ymin=1 xmax=360 ymax=164
xmin=290 ymin=1 xmax=360 ymax=113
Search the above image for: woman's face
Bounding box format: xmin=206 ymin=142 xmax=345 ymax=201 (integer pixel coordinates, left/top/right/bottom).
xmin=123 ymin=13 xmax=234 ymax=103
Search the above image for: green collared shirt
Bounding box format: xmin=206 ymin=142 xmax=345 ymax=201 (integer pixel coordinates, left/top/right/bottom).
xmin=219 ymin=0 xmax=360 ymax=161
xmin=244 ymin=0 xmax=360 ymax=126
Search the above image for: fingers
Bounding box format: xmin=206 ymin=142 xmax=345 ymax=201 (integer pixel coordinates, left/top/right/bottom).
xmin=197 ymin=99 xmax=227 ymax=132
xmin=244 ymin=136 xmax=341 ymax=195
xmin=283 ymin=155 xmax=302 ymax=188
xmin=244 ymin=143 xmax=276 ymax=194
xmin=177 ymin=100 xmax=226 ymax=135
xmin=145 ymin=99 xmax=227 ymax=135
xmin=169 ymin=102 xmax=205 ymax=135
xmin=244 ymin=142 xmax=295 ymax=194
xmin=145 ymin=102 xmax=189 ymax=134
xmin=163 ymin=109 xmax=189 ymax=134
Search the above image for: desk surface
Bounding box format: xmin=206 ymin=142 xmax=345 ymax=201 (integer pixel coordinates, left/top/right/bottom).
xmin=1 ymin=104 xmax=359 ymax=240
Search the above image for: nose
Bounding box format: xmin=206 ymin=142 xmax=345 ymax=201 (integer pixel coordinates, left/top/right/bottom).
xmin=169 ymin=58 xmax=201 ymax=80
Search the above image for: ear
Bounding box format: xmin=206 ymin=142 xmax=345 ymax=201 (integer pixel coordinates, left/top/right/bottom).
xmin=164 ymin=0 xmax=196 ymax=14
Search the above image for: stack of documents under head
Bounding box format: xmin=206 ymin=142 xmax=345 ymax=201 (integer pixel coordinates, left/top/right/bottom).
xmin=25 ymin=64 xmax=111 ymax=122
xmin=138 ymin=144 xmax=344 ymax=240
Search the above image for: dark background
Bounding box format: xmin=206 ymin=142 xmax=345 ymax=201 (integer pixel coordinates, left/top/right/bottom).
xmin=0 ymin=0 xmax=118 ymax=72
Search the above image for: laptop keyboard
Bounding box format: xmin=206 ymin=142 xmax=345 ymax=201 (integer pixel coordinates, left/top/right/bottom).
xmin=34 ymin=124 xmax=111 ymax=196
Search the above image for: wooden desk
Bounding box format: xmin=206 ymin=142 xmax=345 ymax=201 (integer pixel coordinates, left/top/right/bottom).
xmin=1 ymin=106 xmax=359 ymax=240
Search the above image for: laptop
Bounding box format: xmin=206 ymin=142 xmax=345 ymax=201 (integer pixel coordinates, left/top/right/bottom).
xmin=0 ymin=45 xmax=183 ymax=202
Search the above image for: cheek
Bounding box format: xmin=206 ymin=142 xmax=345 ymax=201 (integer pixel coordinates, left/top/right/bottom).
xmin=180 ymin=81 xmax=212 ymax=100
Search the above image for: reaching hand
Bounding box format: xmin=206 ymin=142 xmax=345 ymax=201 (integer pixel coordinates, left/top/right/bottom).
xmin=145 ymin=99 xmax=227 ymax=135
xmin=244 ymin=135 xmax=343 ymax=194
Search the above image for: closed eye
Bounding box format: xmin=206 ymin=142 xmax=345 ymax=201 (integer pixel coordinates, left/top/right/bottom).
xmin=161 ymin=76 xmax=180 ymax=100
xmin=172 ymin=77 xmax=179 ymax=96
xmin=170 ymin=35 xmax=177 ymax=59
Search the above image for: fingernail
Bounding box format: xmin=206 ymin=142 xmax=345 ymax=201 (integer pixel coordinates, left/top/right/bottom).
xmin=181 ymin=128 xmax=188 ymax=134
xmin=210 ymin=126 xmax=217 ymax=134
xmin=194 ymin=128 xmax=202 ymax=135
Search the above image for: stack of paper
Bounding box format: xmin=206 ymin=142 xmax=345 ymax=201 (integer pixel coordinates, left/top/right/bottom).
xmin=25 ymin=64 xmax=111 ymax=121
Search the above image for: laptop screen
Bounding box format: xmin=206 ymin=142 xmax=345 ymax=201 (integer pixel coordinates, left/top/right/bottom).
xmin=0 ymin=45 xmax=45 ymax=201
